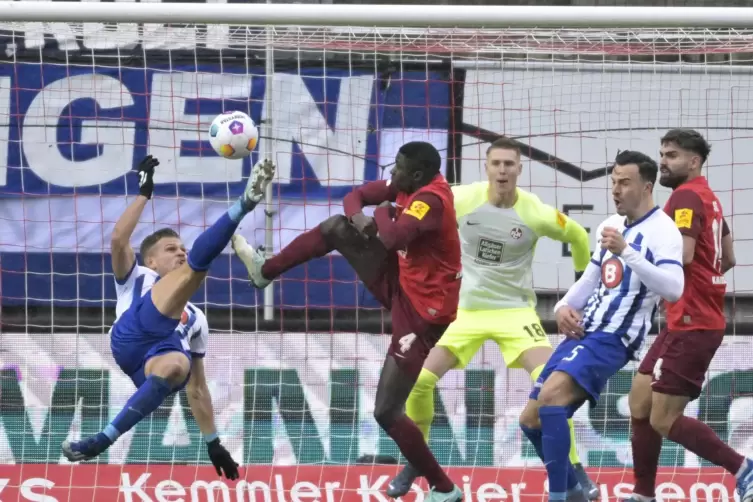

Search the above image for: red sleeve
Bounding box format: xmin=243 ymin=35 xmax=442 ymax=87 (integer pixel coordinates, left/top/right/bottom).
xmin=664 ymin=189 xmax=705 ymax=239
xmin=373 ymin=193 xmax=444 ymax=251
xmin=722 ymin=217 xmax=730 ymax=237
xmin=343 ymin=180 xmax=398 ymax=218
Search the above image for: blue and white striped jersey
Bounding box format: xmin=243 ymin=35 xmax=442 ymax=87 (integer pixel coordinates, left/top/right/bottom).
xmin=112 ymin=262 xmax=209 ymax=357
xmin=581 ymin=207 xmax=683 ymax=353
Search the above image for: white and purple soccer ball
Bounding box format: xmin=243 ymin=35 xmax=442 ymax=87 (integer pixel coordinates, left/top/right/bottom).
xmin=208 ymin=111 xmax=259 ymax=160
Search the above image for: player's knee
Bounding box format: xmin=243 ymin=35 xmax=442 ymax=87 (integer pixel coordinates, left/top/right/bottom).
xmin=648 ymin=395 xmax=686 ymax=437
xmin=147 ymin=353 xmax=191 ymax=387
xmin=538 ymin=372 xmax=579 ymax=407
xmin=319 ymin=215 xmax=350 ymax=243
xmin=649 ymin=408 xmax=679 ymax=438
xmin=519 ymin=403 xmax=541 ymax=430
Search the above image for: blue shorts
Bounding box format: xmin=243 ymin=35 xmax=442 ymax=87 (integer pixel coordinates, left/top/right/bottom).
xmin=110 ymin=290 xmax=192 ymax=390
xmin=529 ymin=330 xmax=631 ymax=416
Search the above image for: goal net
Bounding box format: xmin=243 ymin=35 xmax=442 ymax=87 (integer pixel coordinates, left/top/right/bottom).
xmin=1 ymin=9 xmax=752 ymax=502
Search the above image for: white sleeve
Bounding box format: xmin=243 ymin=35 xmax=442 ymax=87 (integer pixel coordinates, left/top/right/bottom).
xmin=189 ymin=314 xmax=209 ymax=358
xmin=555 ymin=261 xmax=601 ymax=313
xmin=620 ymin=226 xmax=684 ymax=302
xmin=114 ymin=262 xmax=142 ymax=298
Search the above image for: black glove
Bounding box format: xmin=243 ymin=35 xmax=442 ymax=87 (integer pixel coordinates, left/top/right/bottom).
xmin=574 ymin=270 xmax=584 ymax=281
xmin=207 ymin=438 xmax=240 ymax=480
xmin=137 ymin=155 xmax=159 ymax=199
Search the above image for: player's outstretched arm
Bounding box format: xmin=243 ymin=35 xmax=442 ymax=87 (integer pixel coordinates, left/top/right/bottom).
xmin=602 ymin=227 xmax=684 ymax=302
xmin=185 ymin=359 xmax=239 ymax=480
xmin=111 ymin=155 xmax=159 ymax=281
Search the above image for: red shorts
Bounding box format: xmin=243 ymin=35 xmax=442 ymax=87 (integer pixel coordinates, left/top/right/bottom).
xmin=637 ymin=328 xmax=724 ymax=400
xmin=365 ymin=253 xmax=448 ymax=379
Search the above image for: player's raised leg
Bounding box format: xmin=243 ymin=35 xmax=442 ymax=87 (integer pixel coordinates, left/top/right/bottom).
xmin=62 ymin=159 xmax=274 ymax=462
xmin=150 ymin=159 xmax=275 ymax=318
xmin=231 ymin=211 xmax=389 ymax=290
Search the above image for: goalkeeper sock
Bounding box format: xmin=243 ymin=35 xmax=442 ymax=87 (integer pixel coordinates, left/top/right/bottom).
xmin=540 ymin=405 xmax=572 ymax=500
xmin=188 ymin=213 xmax=240 ymax=272
xmin=568 ymin=419 xmax=581 ymax=465
xmin=104 ymin=375 xmax=173 ymax=442
xmin=406 ymin=368 xmax=439 ymax=442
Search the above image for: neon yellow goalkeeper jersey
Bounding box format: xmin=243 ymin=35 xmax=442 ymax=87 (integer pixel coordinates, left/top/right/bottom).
xmin=452 ymin=182 xmax=591 ymax=311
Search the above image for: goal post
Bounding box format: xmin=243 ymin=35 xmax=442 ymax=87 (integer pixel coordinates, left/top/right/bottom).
xmin=1 ymin=4 xmax=753 ymax=502
xmin=4 ymin=2 xmax=753 ymax=27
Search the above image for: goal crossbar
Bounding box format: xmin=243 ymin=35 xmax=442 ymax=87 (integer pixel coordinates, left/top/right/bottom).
xmin=3 ymin=2 xmax=753 ymax=28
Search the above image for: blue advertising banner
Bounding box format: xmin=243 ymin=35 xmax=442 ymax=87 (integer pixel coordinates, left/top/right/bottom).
xmin=0 ymin=63 xmax=452 ymax=308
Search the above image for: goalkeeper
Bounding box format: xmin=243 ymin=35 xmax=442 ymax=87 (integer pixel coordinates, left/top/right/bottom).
xmin=387 ymin=138 xmax=598 ymax=500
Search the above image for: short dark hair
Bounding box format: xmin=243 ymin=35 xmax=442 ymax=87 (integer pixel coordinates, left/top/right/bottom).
xmin=486 ymin=137 xmax=521 ymax=157
xmin=398 ymin=141 xmax=441 ymax=175
xmin=661 ymin=129 xmax=711 ymax=165
xmin=614 ymin=150 xmax=658 ymax=185
xmin=140 ymin=228 xmax=180 ymax=259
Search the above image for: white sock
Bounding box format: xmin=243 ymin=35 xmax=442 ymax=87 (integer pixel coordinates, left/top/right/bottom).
xmin=632 ymin=494 xmax=654 ymax=502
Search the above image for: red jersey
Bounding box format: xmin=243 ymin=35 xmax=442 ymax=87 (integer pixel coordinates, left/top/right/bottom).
xmin=663 ymin=176 xmax=728 ymax=331
xmin=395 ymin=175 xmax=462 ymax=324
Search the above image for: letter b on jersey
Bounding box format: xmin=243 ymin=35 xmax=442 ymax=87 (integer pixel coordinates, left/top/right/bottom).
xmin=601 ymin=257 xmax=624 ymax=288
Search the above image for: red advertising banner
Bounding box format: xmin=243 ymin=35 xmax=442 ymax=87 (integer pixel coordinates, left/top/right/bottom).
xmin=0 ymin=465 xmax=737 ymax=502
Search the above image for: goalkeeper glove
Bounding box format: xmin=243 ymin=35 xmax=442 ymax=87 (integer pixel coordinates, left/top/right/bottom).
xmin=207 ymin=437 xmax=240 ymax=480
xmin=137 ymin=155 xmax=159 ymax=199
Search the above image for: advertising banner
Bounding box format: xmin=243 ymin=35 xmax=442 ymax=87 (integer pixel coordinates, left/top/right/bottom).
xmin=1 ymin=333 xmax=752 ymax=469
xmin=0 ymin=464 xmax=739 ymax=502
xmin=0 ymin=63 xmax=450 ymax=309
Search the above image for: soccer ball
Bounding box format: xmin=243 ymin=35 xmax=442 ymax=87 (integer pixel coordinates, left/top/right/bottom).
xmin=208 ymin=111 xmax=259 ymax=160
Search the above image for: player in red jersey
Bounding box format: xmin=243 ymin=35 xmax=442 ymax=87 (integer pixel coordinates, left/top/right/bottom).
xmin=625 ymin=129 xmax=753 ymax=502
xmin=231 ymin=142 xmax=463 ymax=502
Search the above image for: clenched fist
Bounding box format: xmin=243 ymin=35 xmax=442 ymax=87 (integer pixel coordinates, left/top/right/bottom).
xmin=600 ymin=227 xmax=627 ymax=255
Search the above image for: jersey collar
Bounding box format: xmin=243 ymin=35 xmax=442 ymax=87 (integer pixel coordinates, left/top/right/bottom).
xmin=681 ymin=175 xmax=709 ymax=188
xmin=624 ymin=205 xmax=660 ymax=228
